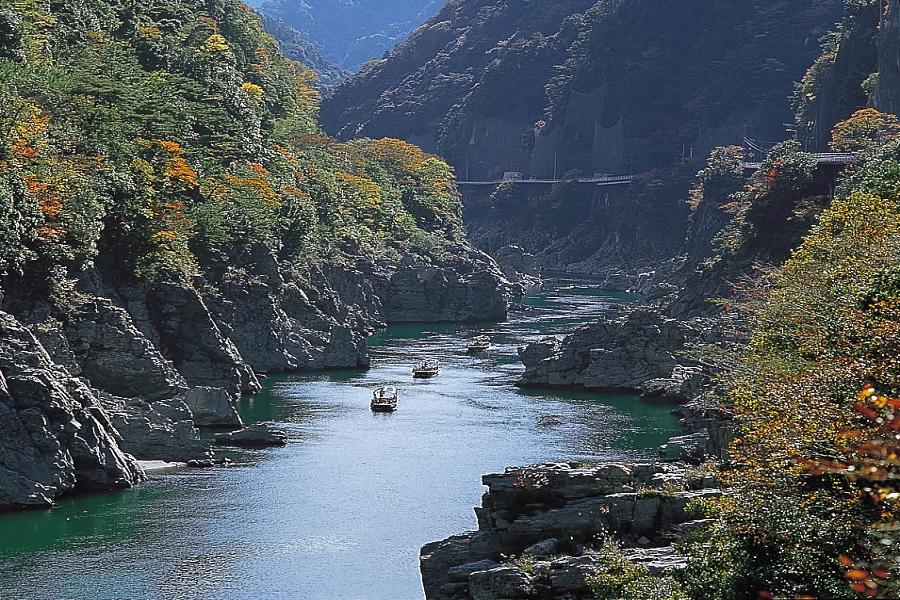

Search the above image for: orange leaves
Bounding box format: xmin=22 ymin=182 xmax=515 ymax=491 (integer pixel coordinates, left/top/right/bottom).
xmin=363 ymin=138 xmax=430 ymax=175
xmin=831 ymin=109 xmax=900 ymax=152
xmin=11 ymin=140 xmax=39 ymax=159
xmin=765 ymin=160 xmax=782 ymax=189
xmin=840 ymin=559 xmax=890 ymax=597
xmin=156 ymin=140 xmax=183 ymax=154
xmin=164 ymin=156 xmax=198 ymax=189
xmin=223 ymin=172 xmax=281 ymax=208
xmin=153 ymin=140 xmax=199 ymax=190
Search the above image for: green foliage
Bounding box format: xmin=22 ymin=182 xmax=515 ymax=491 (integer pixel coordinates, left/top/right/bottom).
xmin=687 ymin=146 xmax=745 ymax=212
xmin=587 ymin=541 xmax=686 ymax=600
xmin=682 ymin=138 xmax=900 ymax=598
xmin=0 ymin=0 xmax=460 ymax=288
xmin=713 ymin=141 xmax=823 ymax=260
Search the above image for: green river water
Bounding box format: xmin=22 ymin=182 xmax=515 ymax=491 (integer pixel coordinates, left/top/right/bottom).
xmin=0 ymin=282 xmax=681 ymax=600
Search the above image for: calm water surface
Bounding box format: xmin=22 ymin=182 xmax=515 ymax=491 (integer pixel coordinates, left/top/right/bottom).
xmin=0 ymin=283 xmax=679 ymax=600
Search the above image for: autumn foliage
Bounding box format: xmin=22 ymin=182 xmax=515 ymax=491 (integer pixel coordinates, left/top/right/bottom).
xmin=0 ymin=0 xmax=461 ymax=284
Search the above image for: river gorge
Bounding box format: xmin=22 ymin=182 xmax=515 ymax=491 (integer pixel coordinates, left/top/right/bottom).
xmin=0 ymin=282 xmax=681 ymax=600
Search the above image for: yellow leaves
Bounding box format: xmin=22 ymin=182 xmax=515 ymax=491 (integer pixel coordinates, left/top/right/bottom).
xmin=85 ymin=30 xmax=106 ymax=43
xmin=137 ymin=26 xmax=161 ymax=40
xmin=7 ymin=104 xmax=50 ymax=162
xmin=151 ymin=230 xmax=178 ymax=244
xmin=200 ymin=33 xmax=230 ymax=54
xmin=831 ymin=108 xmax=900 ymax=152
xmin=241 ymin=82 xmax=265 ymax=102
xmin=336 ymin=172 xmax=382 ymax=208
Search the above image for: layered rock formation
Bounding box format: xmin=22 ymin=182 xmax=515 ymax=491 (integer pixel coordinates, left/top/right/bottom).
xmin=0 ymin=240 xmax=511 ymax=510
xmin=517 ymin=308 xmax=717 ymax=399
xmin=0 ymin=311 xmax=144 ymax=511
xmin=420 ymin=462 xmax=720 ymax=599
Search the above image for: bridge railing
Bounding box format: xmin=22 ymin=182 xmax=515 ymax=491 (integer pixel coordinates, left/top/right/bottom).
xmin=456 ymin=174 xmax=636 ymax=186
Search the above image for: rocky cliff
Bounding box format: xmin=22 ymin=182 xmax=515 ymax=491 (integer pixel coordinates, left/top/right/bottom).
xmin=0 ymin=238 xmax=511 ymax=510
xmin=420 ymin=461 xmax=720 ymax=600
xmin=324 ymin=0 xmax=842 ymax=180
xmin=461 ymin=170 xmax=694 ymax=283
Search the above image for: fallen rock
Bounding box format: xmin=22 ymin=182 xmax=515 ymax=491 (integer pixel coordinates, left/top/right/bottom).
xmin=182 ymin=386 xmax=243 ymax=429
xmin=523 ymin=538 xmax=559 ymax=557
xmin=517 ymin=337 xmax=560 ymax=368
xmin=659 ymin=432 xmax=710 ymax=463
xmin=100 ymin=393 xmax=211 ymax=462
xmin=214 ymin=423 xmax=288 ymax=448
xmin=468 ymin=566 xmax=534 ymax=600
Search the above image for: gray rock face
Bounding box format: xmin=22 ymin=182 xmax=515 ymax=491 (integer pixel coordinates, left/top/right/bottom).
xmin=518 ymin=309 xmax=690 ymax=391
xmin=0 ymin=239 xmax=511 ymax=511
xmin=420 ymin=461 xmax=720 ymax=599
xmin=181 ymin=387 xmax=243 ymax=429
xmin=385 ymin=246 xmax=512 ymax=323
xmin=469 ymin=567 xmax=534 ymax=600
xmin=143 ymin=282 xmax=261 ymax=397
xmin=517 ymin=337 xmax=560 ymax=369
xmin=100 ymin=393 xmax=211 ymax=462
xmin=494 ymin=246 xmax=539 ymax=280
xmin=62 ymin=298 xmax=188 ymax=401
xmin=659 ymin=432 xmax=710 ymax=463
xmin=0 ymin=311 xmax=144 ymax=511
xmin=214 ymin=424 xmax=288 ymax=448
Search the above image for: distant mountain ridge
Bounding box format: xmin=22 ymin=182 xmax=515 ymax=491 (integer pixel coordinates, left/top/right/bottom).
xmin=256 ymin=0 xmax=444 ymax=71
xmin=254 ymin=11 xmax=349 ymax=87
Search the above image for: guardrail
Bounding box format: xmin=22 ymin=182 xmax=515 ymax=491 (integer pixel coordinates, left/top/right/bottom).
xmin=456 ymin=175 xmax=635 ymax=186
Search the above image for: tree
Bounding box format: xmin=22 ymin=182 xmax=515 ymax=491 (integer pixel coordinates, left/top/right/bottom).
xmin=830 ymin=108 xmax=900 ymax=152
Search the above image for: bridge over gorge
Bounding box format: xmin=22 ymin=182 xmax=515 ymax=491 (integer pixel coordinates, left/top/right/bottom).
xmin=456 ymin=153 xmax=856 ymax=188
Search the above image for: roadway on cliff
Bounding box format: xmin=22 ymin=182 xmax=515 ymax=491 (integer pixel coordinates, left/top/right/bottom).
xmin=456 ymin=153 xmax=856 ymax=188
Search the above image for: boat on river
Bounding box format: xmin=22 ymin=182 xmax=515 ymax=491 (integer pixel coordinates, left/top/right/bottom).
xmin=412 ymin=360 xmax=440 ymax=379
xmin=371 ymin=386 xmax=398 ymax=412
xmin=467 ymin=335 xmax=492 ymax=354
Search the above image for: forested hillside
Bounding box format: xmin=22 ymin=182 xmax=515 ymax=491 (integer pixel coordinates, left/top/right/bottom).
xmin=323 ymin=0 xmax=842 ymax=180
xmin=0 ymin=0 xmax=464 ymax=295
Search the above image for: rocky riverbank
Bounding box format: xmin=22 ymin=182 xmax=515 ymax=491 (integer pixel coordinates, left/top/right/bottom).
xmin=0 ymin=241 xmax=513 ymax=511
xmin=420 ymin=255 xmax=742 ymax=598
xmin=420 ymin=461 xmax=721 ymax=600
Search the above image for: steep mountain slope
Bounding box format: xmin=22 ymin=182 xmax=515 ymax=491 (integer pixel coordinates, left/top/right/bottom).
xmin=795 ymin=0 xmax=900 ymax=150
xmin=256 ymin=0 xmax=443 ymax=71
xmin=324 ymin=0 xmax=843 ymax=180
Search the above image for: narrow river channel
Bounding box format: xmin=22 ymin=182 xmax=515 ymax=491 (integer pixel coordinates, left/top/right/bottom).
xmin=0 ymin=282 xmax=681 ymax=600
